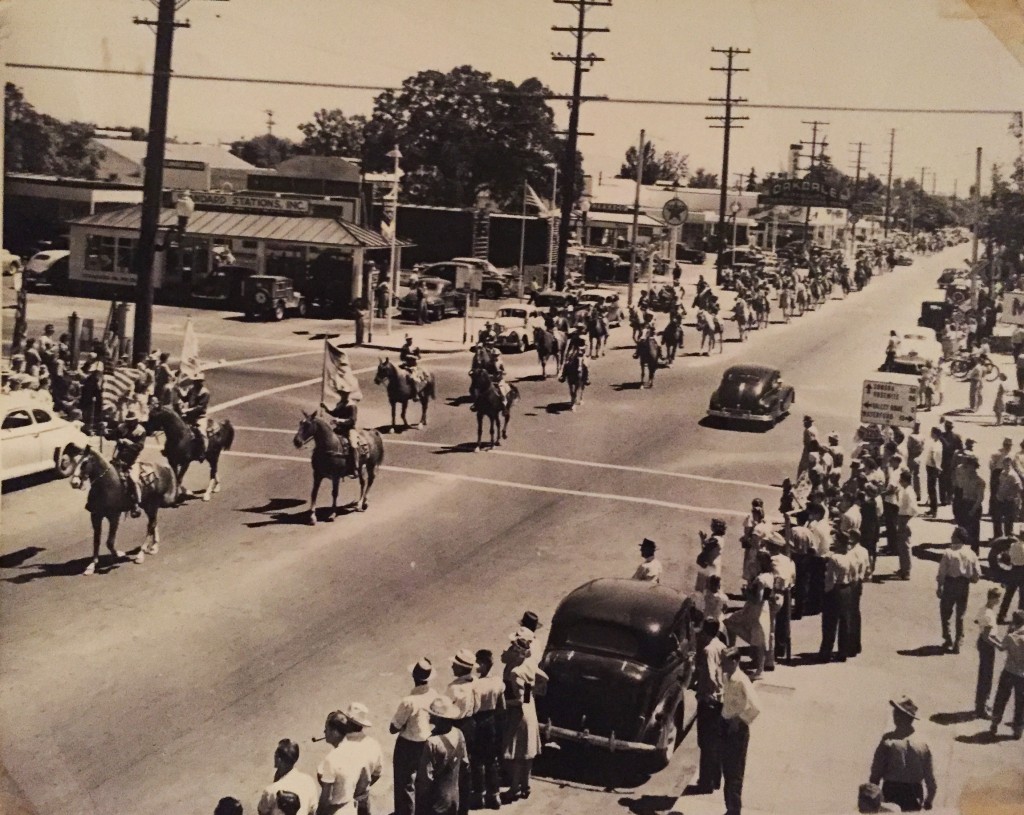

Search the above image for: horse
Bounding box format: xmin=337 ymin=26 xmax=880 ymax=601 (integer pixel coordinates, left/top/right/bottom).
xmin=732 ymin=301 xmax=749 ymax=342
xmin=660 ymin=318 xmax=684 ymax=365
xmin=533 ymin=326 xmax=564 ymax=380
xmin=794 ymin=284 xmax=808 ymax=316
xmin=69 ymin=446 xmax=178 ymax=575
xmin=145 ymin=406 xmax=234 ymax=502
xmin=292 ymin=412 xmax=385 ymax=523
xmin=586 ymin=311 xmax=609 ymax=358
xmin=635 ymin=335 xmax=662 ymax=389
xmin=697 ymin=311 xmax=724 ymax=355
xmin=470 ymin=368 xmax=519 ymax=451
xmin=374 ymin=357 xmax=435 ymax=433
xmin=469 ymin=346 xmax=499 ymax=399
xmin=778 ymin=288 xmax=794 ymax=323
xmin=752 ymin=292 xmax=771 ymax=329
xmin=560 ymin=351 xmax=588 ymax=411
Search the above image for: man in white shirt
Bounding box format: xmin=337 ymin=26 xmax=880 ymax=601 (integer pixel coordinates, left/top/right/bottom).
xmin=447 ymin=649 xmax=480 ymax=810
xmin=389 ymin=659 xmax=439 ymax=815
xmin=895 ymin=470 xmax=918 ymax=580
xmin=257 ymin=739 xmax=318 ymax=815
xmin=936 ymin=526 xmax=981 ymax=653
xmin=721 ymin=647 xmax=761 ymax=815
xmin=317 ymin=705 xmax=383 ymax=815
xmin=633 ymin=538 xmax=663 ymax=583
xmin=923 ymin=427 xmax=944 ymax=516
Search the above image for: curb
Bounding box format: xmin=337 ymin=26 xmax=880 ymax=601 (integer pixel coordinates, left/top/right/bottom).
xmin=337 ymin=342 xmax=470 ymax=355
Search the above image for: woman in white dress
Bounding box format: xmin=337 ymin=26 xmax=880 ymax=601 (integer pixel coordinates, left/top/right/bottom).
xmin=501 ymin=628 xmax=548 ymax=802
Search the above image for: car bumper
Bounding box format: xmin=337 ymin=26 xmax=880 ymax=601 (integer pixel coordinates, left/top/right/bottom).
xmin=539 ymin=722 xmax=655 ymax=754
xmin=496 ymin=339 xmax=524 ymax=352
xmin=707 ymin=408 xmax=774 ymax=423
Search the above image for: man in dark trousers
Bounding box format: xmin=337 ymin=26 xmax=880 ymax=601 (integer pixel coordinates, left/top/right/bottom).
xmin=819 ymin=533 xmax=856 ymax=662
xmin=390 ymin=659 xmax=439 ymax=815
xmin=470 ymin=650 xmax=503 ymax=810
xmin=693 ymin=617 xmax=726 ymax=793
xmin=720 ymin=647 xmax=761 ymax=815
xmin=939 ymin=420 xmax=963 ymax=506
xmin=869 ymin=696 xmax=937 ymax=811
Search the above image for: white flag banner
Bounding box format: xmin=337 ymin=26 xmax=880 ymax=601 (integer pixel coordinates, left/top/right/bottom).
xmin=179 ymin=317 xmax=201 ymax=379
xmin=322 ymin=340 xmax=363 ymax=405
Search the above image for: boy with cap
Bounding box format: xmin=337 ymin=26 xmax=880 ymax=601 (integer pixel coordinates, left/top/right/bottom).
xmin=869 ymin=696 xmax=937 ymax=811
xmin=390 ymin=660 xmax=439 ymax=815
xmin=257 ymin=739 xmax=318 ymax=815
xmin=633 ymin=538 xmax=662 ymax=583
xmin=936 ymin=526 xmax=981 ymax=653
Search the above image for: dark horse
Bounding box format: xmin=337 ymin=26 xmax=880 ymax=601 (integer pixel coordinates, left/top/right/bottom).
xmin=660 ymin=318 xmax=684 ymax=365
xmin=470 ymin=368 xmax=519 ymax=451
xmin=635 ymin=336 xmax=662 ymax=389
xmin=586 ymin=311 xmax=609 ymax=358
xmin=293 ymin=412 xmax=385 ymax=523
xmin=560 ymin=352 xmax=588 ymax=410
xmin=69 ymin=446 xmax=178 ymax=575
xmin=145 ymin=406 xmax=234 ymax=502
xmin=469 ymin=345 xmax=500 ymax=398
xmin=533 ymin=326 xmax=564 ymax=379
xmin=374 ymin=357 xmax=435 ymax=433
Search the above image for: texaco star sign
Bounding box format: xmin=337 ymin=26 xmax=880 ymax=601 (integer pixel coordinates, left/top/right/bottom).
xmin=662 ymin=197 xmax=688 ymax=226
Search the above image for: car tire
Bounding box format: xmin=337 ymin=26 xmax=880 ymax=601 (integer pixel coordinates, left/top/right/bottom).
xmin=520 ymin=337 xmax=528 ymax=354
xmin=295 ymin=300 xmax=308 ymax=318
xmin=651 ymin=700 xmax=684 ymax=770
xmin=272 ymin=302 xmax=285 ymax=321
xmin=55 ymin=446 xmax=77 ymax=478
xmin=482 ymin=283 xmax=501 ymax=300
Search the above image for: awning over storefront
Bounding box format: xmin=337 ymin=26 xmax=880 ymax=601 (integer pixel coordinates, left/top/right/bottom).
xmin=67 ymin=205 xmax=403 ymax=249
xmin=585 ymin=210 xmax=665 ymax=227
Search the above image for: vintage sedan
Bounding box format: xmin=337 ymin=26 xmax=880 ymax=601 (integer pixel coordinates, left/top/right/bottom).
xmin=493 ymin=307 xmax=540 ymax=353
xmin=707 ymin=364 xmax=795 ymax=426
xmin=890 ymin=326 xmax=940 ymax=375
xmin=1 ymin=393 xmax=89 ymax=482
xmin=576 ymin=289 xmax=624 ymax=327
xmin=536 ymin=578 xmax=698 ymax=769
xmin=398 ymin=277 xmax=467 ymax=322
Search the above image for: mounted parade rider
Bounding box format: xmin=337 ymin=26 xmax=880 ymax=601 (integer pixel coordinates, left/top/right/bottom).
xmin=113 ymin=408 xmax=147 ymax=517
xmin=478 ymin=321 xmax=497 ymax=345
xmin=399 ymin=334 xmax=430 ymax=392
xmin=560 ymin=328 xmax=591 ymax=385
xmin=178 ymin=371 xmax=211 ymax=461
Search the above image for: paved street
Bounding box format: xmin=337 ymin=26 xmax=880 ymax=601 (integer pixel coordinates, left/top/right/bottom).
xmin=2 ymin=247 xmax=1022 ymax=815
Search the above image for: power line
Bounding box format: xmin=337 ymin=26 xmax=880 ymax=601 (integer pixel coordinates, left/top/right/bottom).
xmin=6 ymin=63 xmax=1020 ymax=116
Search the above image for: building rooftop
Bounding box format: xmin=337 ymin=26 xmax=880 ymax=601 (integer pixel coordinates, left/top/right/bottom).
xmin=93 ymin=139 xmax=257 ymax=171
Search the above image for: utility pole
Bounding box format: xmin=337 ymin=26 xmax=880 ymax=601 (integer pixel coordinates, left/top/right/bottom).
xmin=931 ymin=172 xmax=937 ymax=195
xmin=552 ymin=0 xmax=610 ymax=291
xmin=883 ymin=129 xmax=895 ymax=238
xmin=627 ymin=128 xmax=645 ymax=307
xmin=799 ymin=120 xmax=828 ymax=247
xmin=912 ymin=165 xmax=929 ymax=234
xmin=971 ymin=147 xmax=982 ymax=309
xmin=848 ymin=141 xmax=867 ymax=198
xmin=265 ymin=109 xmax=276 ymax=135
xmin=707 ymin=46 xmax=750 ymax=279
xmin=953 ymin=178 xmax=958 ymax=199
xmin=130 ymin=0 xmax=193 ymax=364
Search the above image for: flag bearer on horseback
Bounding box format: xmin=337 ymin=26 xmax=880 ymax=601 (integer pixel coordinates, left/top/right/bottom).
xmin=113 ymin=409 xmax=147 ymax=517
xmin=560 ymin=328 xmax=591 ymax=385
xmin=178 ymin=371 xmax=211 ymax=462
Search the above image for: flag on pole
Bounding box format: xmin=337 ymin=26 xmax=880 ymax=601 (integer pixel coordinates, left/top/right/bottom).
xmin=524 ymin=183 xmax=550 ymax=217
xmin=179 ymin=317 xmax=201 ymax=380
xmin=102 ymin=364 xmax=139 ymax=416
xmin=321 ymin=339 xmax=363 ymax=406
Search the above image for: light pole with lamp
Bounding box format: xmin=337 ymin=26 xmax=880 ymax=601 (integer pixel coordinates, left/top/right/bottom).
xmin=545 ymin=162 xmax=559 ymax=290
xmin=579 ymin=192 xmax=591 ymax=247
xmin=385 ymin=146 xmax=402 ymax=336
xmin=730 ymin=200 xmax=741 ymax=255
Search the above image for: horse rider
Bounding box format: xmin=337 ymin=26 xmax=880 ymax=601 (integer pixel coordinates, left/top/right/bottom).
xmin=112 ymin=408 xmax=147 ymax=518
xmin=321 ymin=389 xmax=367 ymax=471
xmin=483 ymin=336 xmax=513 ymax=405
xmin=403 ymin=352 xmax=430 ymax=393
xmin=637 ymin=289 xmax=650 ymax=312
xmin=561 ymin=329 xmax=591 ymax=383
xmin=478 ymin=321 xmax=497 ymax=345
xmin=399 ymin=334 xmax=422 ymax=369
xmin=178 ymin=371 xmax=211 ymax=461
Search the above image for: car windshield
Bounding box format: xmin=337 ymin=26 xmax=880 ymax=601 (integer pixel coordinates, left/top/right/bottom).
xmin=564 ymin=620 xmax=643 ymax=660
xmin=498 ymin=309 xmax=524 ymax=318
xmin=422 ymin=282 xmax=445 ymax=293
xmin=723 ymin=370 xmax=764 ymax=385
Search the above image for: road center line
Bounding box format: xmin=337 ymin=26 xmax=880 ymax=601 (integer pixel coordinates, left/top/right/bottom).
xmin=209 ymin=366 xmax=377 ymax=413
xmin=220 ymin=450 xmax=749 ymax=517
xmin=228 ymin=426 xmax=779 ymax=491
xmin=203 ymin=350 xmax=322 ymax=371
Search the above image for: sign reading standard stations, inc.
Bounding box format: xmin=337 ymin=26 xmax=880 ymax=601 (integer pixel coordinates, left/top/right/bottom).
xmin=861 ymin=379 xmax=919 ymax=428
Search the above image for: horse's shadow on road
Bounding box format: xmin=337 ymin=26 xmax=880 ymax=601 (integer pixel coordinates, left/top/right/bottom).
xmin=3 ymin=554 xmax=125 ymax=583
xmin=446 ymin=395 xmax=473 ymax=408
xmin=237 ymin=497 xmax=351 ymax=528
xmin=545 ymin=401 xmax=574 ymax=414
xmin=611 ymin=382 xmax=644 ymax=391
xmin=374 ymin=423 xmax=420 ymax=435
xmin=431 ymin=441 xmax=486 ymax=455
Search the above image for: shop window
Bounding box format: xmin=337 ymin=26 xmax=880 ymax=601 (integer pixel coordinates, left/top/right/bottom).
xmin=116 ymin=238 xmax=135 ymax=274
xmin=85 ymin=235 xmax=116 ymax=271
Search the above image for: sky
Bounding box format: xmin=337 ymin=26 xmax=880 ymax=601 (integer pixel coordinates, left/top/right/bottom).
xmin=4 ymin=0 xmax=1024 ymax=196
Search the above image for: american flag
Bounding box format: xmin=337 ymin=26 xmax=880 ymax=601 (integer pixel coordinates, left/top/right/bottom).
xmin=102 ymin=365 xmax=139 ymax=415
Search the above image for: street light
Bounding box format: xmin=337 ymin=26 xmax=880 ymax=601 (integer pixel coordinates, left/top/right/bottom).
xmin=730 ymin=200 xmax=741 ymax=255
xmin=579 ymin=193 xmax=591 ymax=246
xmin=545 ymin=162 xmax=559 ymax=290
xmin=386 ymin=146 xmax=402 ymax=336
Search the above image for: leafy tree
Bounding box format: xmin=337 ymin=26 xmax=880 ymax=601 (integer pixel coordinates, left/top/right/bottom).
xmin=297 ymin=108 xmax=367 ymax=158
xmin=229 ymin=133 xmax=298 ymax=168
xmin=617 ymin=140 xmax=688 ymax=185
xmin=687 ymin=168 xmax=719 ymax=189
xmin=4 ymin=82 xmax=103 ymax=178
xmin=361 ymin=66 xmax=570 ymax=208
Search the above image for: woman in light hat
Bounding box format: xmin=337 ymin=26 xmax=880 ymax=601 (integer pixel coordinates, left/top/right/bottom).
xmin=501 ymin=628 xmax=547 ymax=802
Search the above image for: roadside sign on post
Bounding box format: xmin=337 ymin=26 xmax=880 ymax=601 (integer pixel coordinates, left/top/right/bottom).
xmin=861 ymin=379 xmax=919 ymax=428
xmin=998 ymin=291 xmax=1024 ymax=325
xmin=456 ymin=267 xmax=483 ymax=292
xmin=662 ymin=198 xmax=688 ymax=227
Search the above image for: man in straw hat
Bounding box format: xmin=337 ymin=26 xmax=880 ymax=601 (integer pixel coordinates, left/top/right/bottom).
xmin=416 ymin=696 xmax=470 ymax=815
xmin=869 ymin=696 xmax=937 ymax=811
xmin=316 ymin=704 xmax=382 ymax=815
xmin=390 ymin=659 xmax=439 ymax=815
xmin=446 ymin=648 xmax=480 ymax=812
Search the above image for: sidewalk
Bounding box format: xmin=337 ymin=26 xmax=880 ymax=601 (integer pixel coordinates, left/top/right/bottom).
xmin=667 ymin=370 xmax=1024 ymax=815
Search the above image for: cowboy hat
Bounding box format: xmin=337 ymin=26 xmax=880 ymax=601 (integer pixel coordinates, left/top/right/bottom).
xmin=342 ymin=702 xmax=373 ymax=728
xmin=640 ymin=538 xmax=657 ymax=552
xmin=889 ymin=695 xmax=919 ymax=720
xmin=124 ymin=409 xmax=141 ymax=422
xmin=427 ymin=696 xmax=459 ymax=720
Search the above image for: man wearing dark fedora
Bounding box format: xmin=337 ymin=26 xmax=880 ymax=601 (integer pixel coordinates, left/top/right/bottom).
xmin=869 ymin=696 xmax=937 ymax=811
xmin=633 ymin=538 xmax=663 ymax=583
xmin=519 ymin=611 xmax=542 ymax=632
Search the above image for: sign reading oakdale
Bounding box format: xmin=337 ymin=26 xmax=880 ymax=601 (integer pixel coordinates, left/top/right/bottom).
xmin=860 ymin=379 xmax=919 ymax=428
xmin=759 ymin=174 xmax=852 ymax=209
xmin=170 ymin=190 xmax=311 ymax=215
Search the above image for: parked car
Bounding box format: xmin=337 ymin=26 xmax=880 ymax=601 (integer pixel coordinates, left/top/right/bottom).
xmin=2 ymin=249 xmax=22 ymax=276
xmin=583 ymin=252 xmax=632 ymax=284
xmin=243 ymin=275 xmax=307 ymax=321
xmin=890 ymin=326 xmax=940 ymax=375
xmin=1 ymin=394 xmax=89 ymax=482
xmin=23 ymin=249 xmax=70 ymax=291
xmin=895 ymin=253 xmax=914 ymax=266
xmin=919 ymin=301 xmax=952 ymax=333
xmin=937 ymin=267 xmax=968 ymax=289
xmin=492 ymin=307 xmax=540 ymax=353
xmin=576 ymin=289 xmax=624 ymax=327
xmin=674 ymin=244 xmax=706 ymax=265
xmin=707 ymin=364 xmax=795 ymax=426
xmin=420 ymin=260 xmax=512 ymax=300
xmin=536 ymin=578 xmax=698 ymax=769
xmin=397 ymin=277 xmax=467 ymax=322
xmin=192 ymin=265 xmax=257 ymax=309
xmin=530 ymin=289 xmax=572 ymax=310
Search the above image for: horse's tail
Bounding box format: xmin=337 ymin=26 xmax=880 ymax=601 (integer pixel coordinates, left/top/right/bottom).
xmin=366 ymin=429 xmax=385 ymax=466
xmin=218 ymin=419 xmax=235 ymax=451
xmin=155 ymin=463 xmax=179 ymax=507
xmin=508 ymin=385 xmax=520 ymax=406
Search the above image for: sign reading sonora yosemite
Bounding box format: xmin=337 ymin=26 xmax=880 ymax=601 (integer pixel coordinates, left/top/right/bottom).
xmin=761 ymin=176 xmax=851 ymax=208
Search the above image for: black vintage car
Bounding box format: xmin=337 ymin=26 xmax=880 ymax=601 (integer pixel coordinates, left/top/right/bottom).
xmin=707 ymin=364 xmax=795 ymax=426
xmin=536 ymin=578 xmax=698 ymax=769
xmin=674 ymin=243 xmax=707 ymax=265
